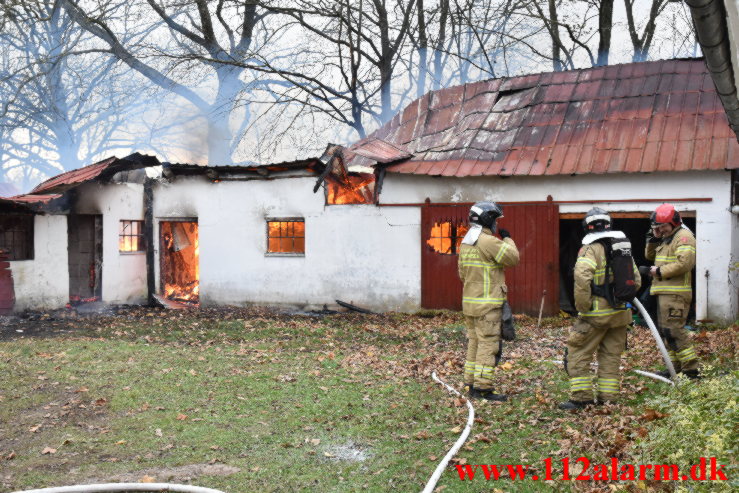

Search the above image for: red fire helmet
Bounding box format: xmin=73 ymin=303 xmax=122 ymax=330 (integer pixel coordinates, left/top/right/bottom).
xmin=650 ymin=203 xmax=681 ymax=227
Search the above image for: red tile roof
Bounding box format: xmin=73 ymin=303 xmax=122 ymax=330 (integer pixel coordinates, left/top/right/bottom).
xmin=32 ymin=157 xmax=118 ymax=194
xmin=31 ymin=153 xmax=160 ymax=194
xmin=347 ymin=138 xmax=412 ymax=163
xmin=8 ymin=194 xmax=62 ymax=203
xmin=347 ymin=59 xmax=739 ymax=176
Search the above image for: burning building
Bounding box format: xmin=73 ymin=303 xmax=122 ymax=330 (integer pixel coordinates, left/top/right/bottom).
xmin=1 ymin=60 xmax=739 ymax=321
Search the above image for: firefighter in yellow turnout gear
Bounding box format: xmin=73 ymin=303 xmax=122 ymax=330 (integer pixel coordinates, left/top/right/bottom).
xmin=560 ymin=208 xmax=641 ymax=410
xmin=646 ymin=204 xmax=699 ymax=378
xmin=458 ymin=202 xmax=520 ymax=402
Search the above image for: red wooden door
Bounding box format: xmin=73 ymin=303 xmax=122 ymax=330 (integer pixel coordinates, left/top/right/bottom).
xmin=421 ymin=200 xmax=559 ymax=316
xmin=421 ymin=204 xmax=469 ymax=310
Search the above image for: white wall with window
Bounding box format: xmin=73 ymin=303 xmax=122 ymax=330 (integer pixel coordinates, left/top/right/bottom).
xmin=9 ymin=215 xmax=69 ymax=310
xmin=74 ymin=182 xmax=147 ymax=305
xmin=153 ymin=175 xmax=419 ymax=311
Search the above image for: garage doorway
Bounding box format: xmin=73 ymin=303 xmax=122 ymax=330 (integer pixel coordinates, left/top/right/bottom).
xmin=559 ymin=213 xmax=696 ymax=319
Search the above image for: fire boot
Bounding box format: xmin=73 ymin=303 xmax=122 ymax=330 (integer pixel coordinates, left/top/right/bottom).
xmin=681 ymin=369 xmax=701 ymax=380
xmin=469 ymin=388 xmax=508 ymax=402
xmin=558 ymin=400 xmax=597 ymax=410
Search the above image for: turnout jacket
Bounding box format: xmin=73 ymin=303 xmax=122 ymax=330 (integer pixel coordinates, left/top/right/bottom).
xmin=645 ymin=226 xmax=696 ymax=301
xmin=458 ymin=228 xmax=520 ymax=317
xmin=574 ymin=232 xmax=641 ymax=328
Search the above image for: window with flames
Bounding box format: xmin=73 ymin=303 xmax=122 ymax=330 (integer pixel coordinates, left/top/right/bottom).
xmin=426 ymin=221 xmax=469 ymax=255
xmin=326 ymin=174 xmax=375 ymax=205
xmin=119 ymin=220 xmax=145 ymax=252
xmin=266 ymin=219 xmax=305 ymax=255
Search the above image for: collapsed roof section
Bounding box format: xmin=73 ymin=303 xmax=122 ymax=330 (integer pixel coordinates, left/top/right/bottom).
xmin=163 ymin=156 xmax=326 ymax=181
xmin=347 ymin=58 xmax=739 ymax=177
xmin=2 ymin=147 xmax=377 ymax=215
xmin=163 ymin=146 xmax=376 ymax=205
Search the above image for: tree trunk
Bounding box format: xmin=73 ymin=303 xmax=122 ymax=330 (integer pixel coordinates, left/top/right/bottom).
xmin=548 ymin=0 xmax=562 ymax=71
xmin=377 ymin=3 xmax=393 ymax=124
xmin=432 ymin=0 xmax=449 ymax=90
xmin=208 ymin=65 xmax=243 ymax=165
xmin=416 ymin=0 xmax=428 ymax=98
xmin=596 ymin=0 xmax=614 ymax=66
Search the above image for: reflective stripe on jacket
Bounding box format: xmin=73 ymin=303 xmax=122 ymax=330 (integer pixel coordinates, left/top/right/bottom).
xmin=645 ymin=226 xmax=695 ymax=301
xmin=574 ymin=240 xmax=640 ymax=328
xmin=458 ymin=230 xmax=520 ymax=317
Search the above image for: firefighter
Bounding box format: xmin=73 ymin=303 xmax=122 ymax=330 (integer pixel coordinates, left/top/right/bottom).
xmin=645 ymin=203 xmax=699 ymax=379
xmin=559 ymin=208 xmax=641 ymax=410
xmin=458 ymin=202 xmax=519 ymax=402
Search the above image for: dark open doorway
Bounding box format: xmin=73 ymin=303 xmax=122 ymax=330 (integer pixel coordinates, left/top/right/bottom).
xmin=559 ymin=214 xmax=696 ymax=319
xmin=160 ymin=220 xmax=199 ymax=304
xmin=68 ymin=214 xmax=103 ymax=301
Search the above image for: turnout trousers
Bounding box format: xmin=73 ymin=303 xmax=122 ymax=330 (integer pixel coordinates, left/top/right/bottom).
xmin=464 ymin=308 xmax=502 ymax=391
xmin=657 ymin=294 xmax=698 ymax=372
xmin=566 ymin=318 xmax=627 ymax=403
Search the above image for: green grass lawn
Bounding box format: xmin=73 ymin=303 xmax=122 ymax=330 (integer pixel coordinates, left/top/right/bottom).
xmin=0 ymin=308 xmax=736 ymax=492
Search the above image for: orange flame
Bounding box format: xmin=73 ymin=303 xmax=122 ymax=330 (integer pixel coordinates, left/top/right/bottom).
xmin=427 ymin=222 xmax=469 ymax=254
xmin=161 ymin=221 xmax=199 ymax=303
xmin=327 ymin=174 xmax=375 ymax=205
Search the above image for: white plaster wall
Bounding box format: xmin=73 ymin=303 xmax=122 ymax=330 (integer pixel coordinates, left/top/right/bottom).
xmin=380 ymin=170 xmax=737 ymax=322
xmin=153 ymin=176 xmax=420 ymax=311
xmin=10 ymin=215 xmax=69 ymax=310
xmin=74 ymin=182 xmax=147 ymax=304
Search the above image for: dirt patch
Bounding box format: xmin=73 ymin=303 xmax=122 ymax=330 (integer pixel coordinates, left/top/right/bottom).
xmin=0 ymin=389 xmax=111 ymax=459
xmin=73 ymin=463 xmax=241 ymax=483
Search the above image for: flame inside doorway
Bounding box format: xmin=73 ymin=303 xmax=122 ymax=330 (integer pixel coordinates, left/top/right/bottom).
xmin=160 ymin=221 xmax=199 ymax=303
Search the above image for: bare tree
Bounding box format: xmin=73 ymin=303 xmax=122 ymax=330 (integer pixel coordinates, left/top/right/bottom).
xmin=60 ymin=0 xmax=288 ymax=165
xmin=264 ymin=0 xmax=416 ymax=125
xmin=624 ymin=0 xmax=670 ymax=62
xmin=0 ymin=1 xmax=162 ymax=190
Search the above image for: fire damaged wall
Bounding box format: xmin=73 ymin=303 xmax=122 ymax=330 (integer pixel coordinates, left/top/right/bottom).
xmin=379 ymin=169 xmax=738 ymax=323
xmin=71 ymin=182 xmax=148 ymax=305
xmin=153 ymin=174 xmax=420 ymax=311
xmin=10 ymin=215 xmax=69 ymax=310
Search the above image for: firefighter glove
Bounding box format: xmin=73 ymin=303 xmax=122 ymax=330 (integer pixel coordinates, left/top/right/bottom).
xmin=646 ymin=230 xmax=660 ymax=244
xmin=499 ymin=228 xmax=511 ymax=239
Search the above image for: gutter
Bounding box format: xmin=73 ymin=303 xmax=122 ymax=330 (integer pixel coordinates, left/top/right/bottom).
xmin=685 ymin=0 xmax=739 ymax=141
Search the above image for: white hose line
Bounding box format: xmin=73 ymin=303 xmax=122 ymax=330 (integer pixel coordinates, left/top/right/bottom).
xmin=12 ymin=484 xmax=225 ymax=493
xmin=634 ymin=369 xmax=675 ymax=386
xmin=421 ymin=372 xmax=475 ymax=493
xmin=631 ymin=298 xmax=677 ymax=380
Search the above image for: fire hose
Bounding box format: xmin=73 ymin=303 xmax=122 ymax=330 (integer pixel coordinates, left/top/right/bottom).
xmin=421 ymin=372 xmax=475 ymax=493
xmin=12 ymin=484 xmax=225 ymax=493
xmin=630 ymin=297 xmax=677 ymax=381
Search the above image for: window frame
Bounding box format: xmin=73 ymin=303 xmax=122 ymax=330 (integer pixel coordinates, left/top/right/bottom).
xmin=118 ymin=219 xmax=146 ymax=254
xmin=265 ymin=217 xmax=305 ymax=257
xmin=0 ymin=214 xmax=34 ymax=261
